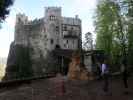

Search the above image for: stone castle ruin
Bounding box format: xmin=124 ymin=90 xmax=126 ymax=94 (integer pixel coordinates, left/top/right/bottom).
xmin=3 ymin=7 xmax=82 ymax=80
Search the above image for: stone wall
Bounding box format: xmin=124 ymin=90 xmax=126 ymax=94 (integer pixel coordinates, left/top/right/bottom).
xmin=3 ymin=42 xmax=33 ymax=81
xmin=5 ymin=7 xmax=82 ymax=80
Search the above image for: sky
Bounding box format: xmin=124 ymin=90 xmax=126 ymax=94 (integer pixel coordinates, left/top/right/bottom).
xmin=0 ymin=0 xmax=97 ymax=57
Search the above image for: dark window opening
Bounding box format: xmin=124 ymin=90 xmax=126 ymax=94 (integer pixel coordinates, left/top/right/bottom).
xmin=64 ymin=44 xmax=66 ymax=47
xmin=63 ymin=25 xmax=67 ymax=31
xmin=18 ymin=17 xmax=21 ymax=22
xmin=66 ymin=40 xmax=68 ymax=44
xmin=44 ymin=35 xmax=47 ymax=38
xmin=50 ymin=16 xmax=56 ymax=20
xmin=51 ymin=39 xmax=54 ymax=44
xmin=56 ymin=26 xmax=59 ymax=32
xmin=71 ymin=27 xmax=73 ymax=30
xmin=55 ymin=44 xmax=60 ymax=49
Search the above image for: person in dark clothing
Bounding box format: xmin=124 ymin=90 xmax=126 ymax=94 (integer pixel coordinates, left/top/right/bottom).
xmin=121 ymin=59 xmax=129 ymax=94
xmin=122 ymin=67 xmax=128 ymax=88
xmin=101 ymin=60 xmax=109 ymax=93
xmin=96 ymin=62 xmax=102 ymax=80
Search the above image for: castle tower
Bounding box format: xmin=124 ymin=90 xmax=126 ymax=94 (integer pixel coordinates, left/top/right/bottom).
xmin=14 ymin=13 xmax=28 ymax=46
xmin=44 ymin=7 xmax=62 ymax=51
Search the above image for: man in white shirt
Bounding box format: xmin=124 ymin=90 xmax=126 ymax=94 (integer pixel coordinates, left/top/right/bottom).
xmin=102 ymin=63 xmax=109 ymax=75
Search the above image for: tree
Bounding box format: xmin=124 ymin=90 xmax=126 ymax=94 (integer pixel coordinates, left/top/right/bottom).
xmin=126 ymin=0 xmax=133 ymax=65
xmin=117 ymin=0 xmax=133 ymax=66
xmin=95 ymin=0 xmax=120 ymax=56
xmin=0 ymin=0 xmax=14 ymax=22
xmin=95 ymin=0 xmax=129 ymax=69
xmin=83 ymin=32 xmax=93 ymax=51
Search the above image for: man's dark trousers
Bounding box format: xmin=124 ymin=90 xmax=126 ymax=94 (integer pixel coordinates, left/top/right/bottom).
xmin=103 ymin=74 xmax=109 ymax=92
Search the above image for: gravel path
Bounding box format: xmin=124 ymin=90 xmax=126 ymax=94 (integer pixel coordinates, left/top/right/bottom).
xmin=0 ymin=76 xmax=133 ymax=100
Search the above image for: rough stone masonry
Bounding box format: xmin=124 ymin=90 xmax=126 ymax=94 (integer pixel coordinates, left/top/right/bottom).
xmin=4 ymin=7 xmax=82 ymax=80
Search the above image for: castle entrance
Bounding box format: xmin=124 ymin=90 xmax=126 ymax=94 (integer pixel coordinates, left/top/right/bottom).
xmin=53 ymin=49 xmax=73 ymax=75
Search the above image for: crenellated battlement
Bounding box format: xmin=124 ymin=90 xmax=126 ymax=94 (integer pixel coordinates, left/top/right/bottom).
xmin=45 ymin=7 xmax=61 ymax=11
xmin=45 ymin=7 xmax=62 ymax=21
xmin=16 ymin=13 xmax=28 ymax=25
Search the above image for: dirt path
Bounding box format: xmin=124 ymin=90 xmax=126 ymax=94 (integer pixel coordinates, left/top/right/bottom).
xmin=0 ymin=77 xmax=133 ymax=100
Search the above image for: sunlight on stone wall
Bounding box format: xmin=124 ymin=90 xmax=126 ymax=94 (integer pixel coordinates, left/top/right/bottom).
xmin=0 ymin=64 xmax=6 ymax=81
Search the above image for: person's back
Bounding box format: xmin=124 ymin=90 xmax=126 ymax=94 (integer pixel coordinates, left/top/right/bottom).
xmin=101 ymin=63 xmax=109 ymax=75
xmin=121 ymin=62 xmax=128 ymax=89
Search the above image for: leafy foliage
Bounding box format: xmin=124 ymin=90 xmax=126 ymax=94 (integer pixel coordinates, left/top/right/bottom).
xmin=0 ymin=0 xmax=14 ymax=21
xmin=83 ymin=32 xmax=93 ymax=51
xmin=127 ymin=0 xmax=133 ymax=65
xmin=94 ymin=0 xmax=129 ymax=69
xmin=95 ymin=0 xmax=133 ymax=69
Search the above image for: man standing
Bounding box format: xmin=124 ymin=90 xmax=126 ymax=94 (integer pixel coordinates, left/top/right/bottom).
xmin=97 ymin=62 xmax=102 ymax=80
xmin=121 ymin=59 xmax=129 ymax=94
xmin=101 ymin=60 xmax=109 ymax=93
